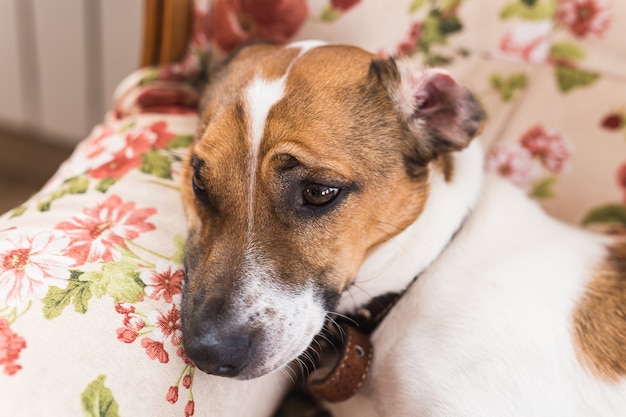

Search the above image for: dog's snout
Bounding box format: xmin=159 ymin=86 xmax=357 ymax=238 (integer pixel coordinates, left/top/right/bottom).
xmin=185 ymin=329 xmax=255 ymax=378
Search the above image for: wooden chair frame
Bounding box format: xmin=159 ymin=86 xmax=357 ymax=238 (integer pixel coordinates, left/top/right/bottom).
xmin=141 ymin=0 xmax=194 ymax=67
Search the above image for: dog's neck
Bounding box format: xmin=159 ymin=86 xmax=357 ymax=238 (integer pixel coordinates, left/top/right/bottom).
xmin=336 ymin=140 xmax=485 ymax=314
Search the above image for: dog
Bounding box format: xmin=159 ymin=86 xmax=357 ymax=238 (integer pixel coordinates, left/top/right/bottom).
xmin=180 ymin=40 xmax=626 ymax=416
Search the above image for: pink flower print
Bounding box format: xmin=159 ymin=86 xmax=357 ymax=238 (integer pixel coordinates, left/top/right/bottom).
xmin=82 ymin=126 xmax=126 ymax=166
xmin=166 ymin=385 xmax=179 ymax=404
xmin=556 ymin=0 xmax=611 ymax=38
xmin=331 ymin=0 xmax=361 ymax=12
xmin=86 ymin=121 xmax=175 ymax=179
xmin=617 ymin=162 xmax=626 ymax=205
xmin=209 ymin=0 xmax=308 ymax=53
xmin=141 ymin=262 xmax=184 ymax=303
xmin=177 ymin=346 xmax=195 ymax=367
xmin=395 ymin=22 xmax=422 ymax=57
xmin=114 ymin=301 xmax=135 ymax=315
xmin=185 ymin=400 xmax=195 ymax=417
xmin=149 ymin=302 xmax=183 ymax=347
xmin=116 ymin=327 xmax=140 ymax=343
xmin=182 ymin=374 xmax=192 ymax=389
xmin=115 ymin=301 xmax=145 ymax=343
xmin=87 ymin=130 xmax=152 ymax=180
xmin=486 ymin=145 xmax=537 ymax=190
xmin=192 ymin=7 xmax=211 ymax=50
xmin=499 ymin=21 xmax=552 ymax=63
xmin=520 ymin=124 xmax=573 ymax=173
xmin=55 ymin=195 xmax=156 ymax=265
xmin=600 ymin=112 xmax=624 ymax=131
xmin=0 ymin=231 xmax=74 ymax=306
xmin=141 ymin=337 xmax=169 ymax=363
xmin=0 ymin=318 xmax=27 ymax=375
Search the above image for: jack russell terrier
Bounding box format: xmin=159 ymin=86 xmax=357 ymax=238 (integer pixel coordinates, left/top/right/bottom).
xmin=180 ymin=41 xmax=626 ymax=416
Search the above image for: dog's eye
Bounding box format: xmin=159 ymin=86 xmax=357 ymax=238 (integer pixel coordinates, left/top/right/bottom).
xmin=303 ymin=184 xmax=340 ymax=206
xmin=192 ymin=171 xmax=207 ymax=195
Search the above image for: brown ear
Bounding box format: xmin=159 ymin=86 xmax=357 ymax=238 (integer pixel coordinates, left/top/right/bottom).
xmin=370 ymin=58 xmax=485 ymax=166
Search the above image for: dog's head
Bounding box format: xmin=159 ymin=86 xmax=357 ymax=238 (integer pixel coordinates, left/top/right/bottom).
xmin=180 ymin=42 xmax=484 ymax=379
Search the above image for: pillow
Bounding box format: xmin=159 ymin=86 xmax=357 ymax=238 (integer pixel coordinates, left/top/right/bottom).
xmin=0 ymin=67 xmax=290 ymax=416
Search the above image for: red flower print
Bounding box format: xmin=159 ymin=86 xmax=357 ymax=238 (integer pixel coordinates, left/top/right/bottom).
xmin=148 ymin=121 xmax=176 ymax=149
xmin=209 ymin=0 xmax=308 ymax=53
xmin=149 ymin=304 xmax=183 ymax=347
xmin=116 ymin=327 xmax=139 ymax=343
xmin=600 ymin=112 xmax=624 ymax=131
xmin=141 ymin=337 xmax=170 ymax=363
xmin=141 ymin=262 xmax=184 ymax=303
xmin=185 ymin=400 xmax=195 ymax=417
xmin=0 ymin=231 xmax=74 ymax=306
xmin=485 ymin=145 xmax=538 ymax=190
xmin=55 ymin=194 xmax=156 ymax=265
xmin=177 ymin=346 xmax=195 ymax=367
xmin=83 ymin=125 xmax=125 ymax=164
xmin=556 ymin=0 xmax=611 ymax=38
xmin=499 ymin=21 xmax=551 ymax=63
xmin=331 ymin=0 xmax=361 ymax=12
xmin=166 ymin=385 xmax=179 ymax=404
xmin=114 ymin=301 xmax=135 ymax=315
xmin=182 ymin=374 xmax=192 ymax=389
xmin=395 ymin=22 xmax=422 ymax=57
xmin=116 ymin=306 xmax=146 ymax=344
xmin=520 ymin=124 xmax=573 ymax=173
xmin=87 ymin=121 xmax=176 ymax=179
xmin=192 ymin=7 xmax=211 ymax=50
xmin=0 ymin=318 xmax=27 ymax=376
xmin=617 ymin=162 xmax=626 ymax=205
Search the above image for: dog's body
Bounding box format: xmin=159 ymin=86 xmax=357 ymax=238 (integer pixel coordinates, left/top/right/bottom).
xmin=181 ymin=41 xmax=626 ymax=416
xmin=331 ymin=142 xmax=626 ymax=416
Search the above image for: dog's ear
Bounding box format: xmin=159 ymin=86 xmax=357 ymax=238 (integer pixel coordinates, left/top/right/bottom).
xmin=369 ymin=58 xmax=485 ymax=167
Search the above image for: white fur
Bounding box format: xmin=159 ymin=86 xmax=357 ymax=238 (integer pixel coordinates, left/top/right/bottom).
xmin=244 ymin=40 xmax=326 ymax=234
xmin=338 ymin=139 xmax=484 ymax=312
xmin=245 ymin=76 xmax=287 ymax=233
xmin=238 ymin=242 xmax=327 ymax=377
xmin=240 ymin=40 xmax=329 ymax=376
xmin=330 ymin=141 xmax=626 ymax=417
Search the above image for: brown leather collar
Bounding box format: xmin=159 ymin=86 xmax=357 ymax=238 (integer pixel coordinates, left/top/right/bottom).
xmin=306 ymin=292 xmax=402 ymax=403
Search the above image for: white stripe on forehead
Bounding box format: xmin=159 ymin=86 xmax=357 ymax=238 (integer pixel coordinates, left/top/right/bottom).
xmin=243 ymin=40 xmax=327 ymax=235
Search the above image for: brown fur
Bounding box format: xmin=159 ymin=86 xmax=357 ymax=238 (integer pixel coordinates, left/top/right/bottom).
xmin=184 ymin=44 xmax=432 ymax=296
xmin=573 ymin=241 xmax=626 ymax=381
xmin=180 ymin=43 xmax=483 ymax=378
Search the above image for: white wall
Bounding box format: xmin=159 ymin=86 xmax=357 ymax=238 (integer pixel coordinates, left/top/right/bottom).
xmin=0 ymin=0 xmax=142 ymax=146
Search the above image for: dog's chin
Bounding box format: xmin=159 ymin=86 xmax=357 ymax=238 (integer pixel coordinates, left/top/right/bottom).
xmin=231 ymin=332 xmax=321 ymax=380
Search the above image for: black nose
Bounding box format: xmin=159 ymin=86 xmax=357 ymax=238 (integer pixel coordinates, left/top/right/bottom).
xmin=185 ymin=332 xmax=253 ymax=377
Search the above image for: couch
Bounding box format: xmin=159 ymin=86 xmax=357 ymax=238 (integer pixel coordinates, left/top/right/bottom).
xmin=2 ymin=0 xmax=625 ymax=416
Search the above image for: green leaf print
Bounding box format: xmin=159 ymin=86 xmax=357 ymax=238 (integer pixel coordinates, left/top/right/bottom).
xmin=38 ymin=176 xmax=90 ymax=211
xmin=166 ymin=134 xmax=194 ymax=150
xmin=555 ymin=65 xmax=599 ymax=93
xmin=408 ymin=0 xmax=428 ymax=13
xmin=43 ymin=272 xmax=93 ymax=319
xmin=141 ymin=151 xmax=172 ymax=179
xmin=500 ymin=0 xmax=555 ymax=20
xmin=490 ymin=72 xmax=528 ymax=102
xmin=81 ymin=375 xmax=120 ymax=417
xmin=529 ymin=176 xmax=557 ymax=200
xmin=582 ymin=204 xmax=626 ymax=227
xmin=550 ymin=41 xmax=586 ymax=62
xmin=320 ymin=5 xmax=342 ymax=22
xmin=80 ymin=258 xmax=146 ymax=303
xmin=171 ymin=235 xmax=187 ymax=266
xmin=95 ymin=178 xmax=117 ymax=193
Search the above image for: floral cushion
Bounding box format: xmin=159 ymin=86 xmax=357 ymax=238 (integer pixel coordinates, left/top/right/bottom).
xmin=2 ymin=1 xmax=626 ymax=416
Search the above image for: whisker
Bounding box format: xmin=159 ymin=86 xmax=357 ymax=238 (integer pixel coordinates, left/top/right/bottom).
xmin=328 ymin=311 xmax=358 ymax=327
